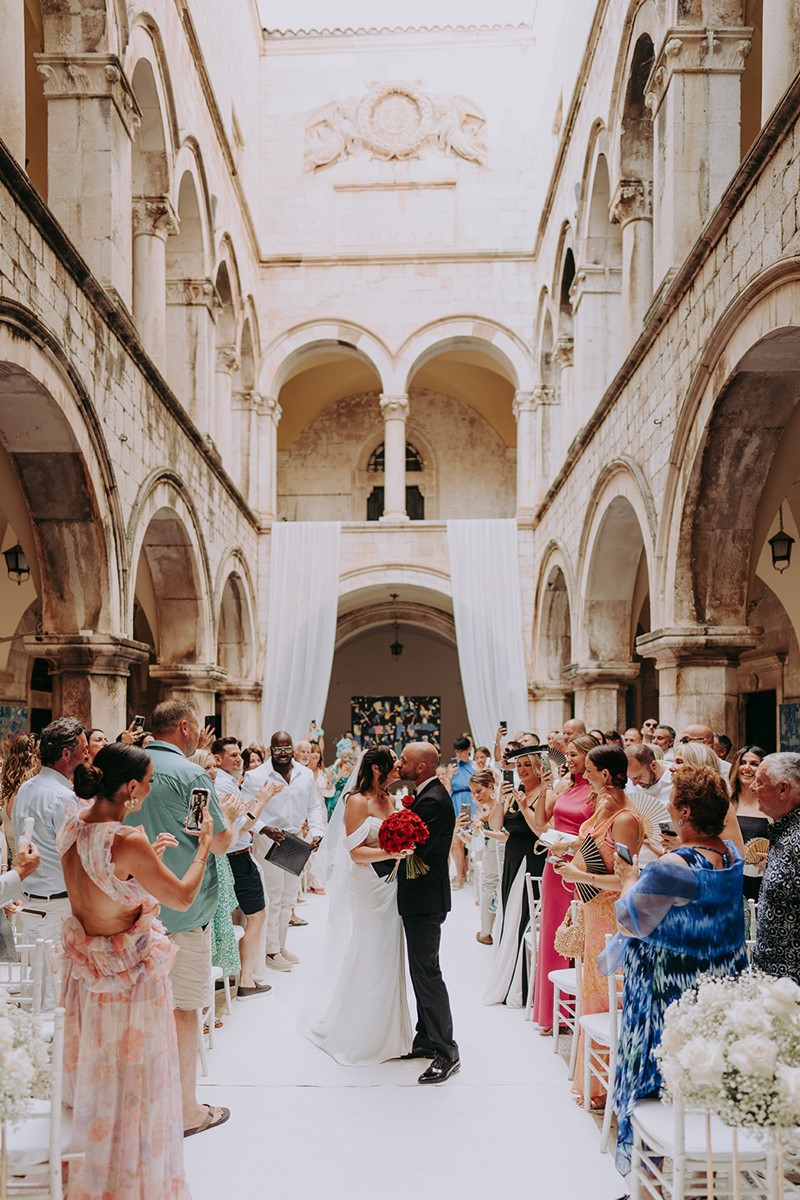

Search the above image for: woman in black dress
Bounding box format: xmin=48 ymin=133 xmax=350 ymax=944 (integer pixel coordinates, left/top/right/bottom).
xmin=482 ymin=751 xmax=551 ymax=1007
xmin=730 ymin=744 xmax=769 ymax=903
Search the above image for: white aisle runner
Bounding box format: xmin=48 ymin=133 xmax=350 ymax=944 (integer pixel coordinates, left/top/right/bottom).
xmin=185 ymin=888 xmax=623 ymax=1200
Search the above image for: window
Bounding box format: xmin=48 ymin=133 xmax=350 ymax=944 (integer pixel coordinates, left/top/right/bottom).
xmin=367 ymin=443 xmax=423 ymax=473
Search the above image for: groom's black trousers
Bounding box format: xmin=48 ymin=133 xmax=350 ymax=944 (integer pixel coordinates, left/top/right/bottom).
xmin=402 ymin=912 xmax=459 ymax=1062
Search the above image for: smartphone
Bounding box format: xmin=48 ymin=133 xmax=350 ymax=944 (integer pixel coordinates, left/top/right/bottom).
xmin=204 ymin=714 xmax=219 ymax=736
xmin=459 ymin=802 xmax=472 ymax=820
xmin=132 ymin=715 xmax=145 ymax=732
xmin=659 ymin=820 xmax=677 ymax=837
xmin=20 ymin=816 xmax=35 ymax=851
xmin=499 ymin=720 xmax=507 ymax=732
xmin=185 ymin=787 xmax=210 ymax=833
xmin=502 ymin=768 xmax=515 ymax=787
xmin=615 ymin=841 xmax=634 ymax=866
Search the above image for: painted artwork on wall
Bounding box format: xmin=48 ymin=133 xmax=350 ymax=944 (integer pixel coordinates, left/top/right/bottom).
xmin=780 ymin=702 xmax=800 ymax=751
xmin=0 ymin=704 xmax=29 ymax=757
xmin=351 ymin=696 xmax=441 ymax=751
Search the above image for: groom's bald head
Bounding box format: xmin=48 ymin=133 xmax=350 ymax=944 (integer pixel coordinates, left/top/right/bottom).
xmin=399 ymin=741 xmax=439 ymax=785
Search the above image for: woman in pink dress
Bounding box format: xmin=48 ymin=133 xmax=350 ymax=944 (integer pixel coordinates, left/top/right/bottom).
xmin=531 ymin=734 xmax=599 ymax=1032
xmin=58 ymin=742 xmax=215 ymax=1200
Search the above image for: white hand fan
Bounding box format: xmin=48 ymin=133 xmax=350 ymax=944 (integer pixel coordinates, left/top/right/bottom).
xmin=628 ymin=792 xmax=669 ymax=839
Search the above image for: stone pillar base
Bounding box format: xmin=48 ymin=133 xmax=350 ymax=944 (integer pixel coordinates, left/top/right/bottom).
xmin=568 ymin=662 xmax=640 ymax=732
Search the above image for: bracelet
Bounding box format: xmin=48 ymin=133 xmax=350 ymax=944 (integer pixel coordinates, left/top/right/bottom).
xmin=192 ymin=856 xmax=207 ymax=866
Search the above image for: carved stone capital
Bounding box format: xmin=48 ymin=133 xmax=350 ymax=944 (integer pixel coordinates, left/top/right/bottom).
xmin=635 ymin=625 xmax=761 ymax=668
xmin=512 ymin=390 xmax=536 ymax=420
xmin=553 ymin=337 xmax=574 ymax=370
xmin=23 ymin=633 xmax=150 ymax=676
xmin=261 ymin=396 xmax=283 ymax=424
xmin=35 ymin=53 xmax=141 ymax=139
xmin=533 ymin=385 xmax=557 ymax=405
xmin=216 ymin=344 xmax=240 ymax=375
xmin=165 ymin=278 xmax=220 ymax=312
xmin=610 ymin=178 xmax=653 ymax=227
xmin=645 ymin=27 xmax=753 ymax=116
xmin=133 ymin=195 xmax=179 ymax=240
xmin=148 ymin=663 xmax=228 ymax=691
xmin=379 ymin=393 xmax=410 ymax=420
xmin=233 ymin=389 xmax=258 ymax=412
xmin=566 ymin=661 xmax=641 ymax=688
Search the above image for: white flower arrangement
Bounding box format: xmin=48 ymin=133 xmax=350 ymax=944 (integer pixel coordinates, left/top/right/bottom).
xmin=0 ymin=989 xmax=51 ymax=1126
xmin=657 ymin=971 xmax=800 ymax=1130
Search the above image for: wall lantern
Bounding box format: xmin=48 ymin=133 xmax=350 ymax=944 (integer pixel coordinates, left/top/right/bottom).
xmin=3 ymin=544 xmax=30 ymax=586
xmin=390 ymin=621 xmax=404 ymax=660
xmin=768 ymin=506 xmax=795 ymax=574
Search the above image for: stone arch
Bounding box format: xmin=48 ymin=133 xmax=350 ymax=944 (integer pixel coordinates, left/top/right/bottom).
xmin=581 ymin=148 xmax=622 ymax=270
xmin=661 ymin=262 xmax=800 ymax=631
xmin=127 ymin=472 xmax=213 ymax=666
xmin=0 ymin=309 xmax=123 ymax=635
xmin=214 ymin=551 xmax=257 ymax=680
xmin=553 ymin=226 xmax=576 ymax=340
xmin=127 ymin=16 xmax=180 ymax=172
xmin=533 ymin=541 xmax=576 ymax=681
xmin=608 ymin=1 xmax=658 ymax=169
xmin=169 ymin=143 xmax=213 ymax=275
xmin=259 ymin=321 xmax=392 ymax=401
xmin=396 ymin=317 xmax=534 ymax=394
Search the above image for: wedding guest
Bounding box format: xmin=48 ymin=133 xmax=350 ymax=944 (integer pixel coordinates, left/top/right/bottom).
xmin=294 ymin=740 xmax=312 ymax=766
xmin=483 ymin=752 xmax=552 ymax=1007
xmin=85 ymin=728 xmax=108 ymax=763
xmin=551 ymin=744 xmax=644 ymax=1106
xmin=13 ymin=718 xmax=87 ymax=972
xmin=588 ymin=729 xmax=606 ymax=745
xmin=663 ymin=741 xmax=744 ymax=855
xmin=563 ymin=718 xmax=587 ymax=741
xmin=61 ymin=743 xmax=217 ymax=1196
xmin=0 ymin=733 xmax=40 ymax=855
xmin=467 ymin=770 xmax=506 ymax=944
xmin=242 ymin=745 xmax=265 ymax=772
xmin=449 ymin=737 xmax=475 ymax=890
xmin=752 ymin=752 xmax=800 ymax=983
xmin=605 ymin=730 xmax=624 ymax=748
xmin=623 ymin=727 xmax=642 ymax=748
xmin=640 ymin=718 xmax=658 ymax=743
xmin=531 ymin=735 xmax=598 ymax=1033
xmin=680 ymin=723 xmax=731 ymax=776
xmin=124 ymin=700 xmax=235 ymax=1136
xmin=473 ymin=745 xmax=496 ymax=776
xmin=604 ymin=764 xmax=747 ymax=1176
xmin=729 ymin=744 xmax=768 ymax=901
xmin=307 ymin=741 xmax=334 ymax=886
xmin=714 ymin=732 xmax=733 ymax=762
xmin=653 ymin=723 xmax=676 ymax=760
xmin=624 ymin=743 xmax=674 ymax=813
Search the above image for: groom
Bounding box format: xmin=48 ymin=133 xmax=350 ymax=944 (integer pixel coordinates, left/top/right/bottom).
xmin=397 ymin=742 xmax=460 ymax=1083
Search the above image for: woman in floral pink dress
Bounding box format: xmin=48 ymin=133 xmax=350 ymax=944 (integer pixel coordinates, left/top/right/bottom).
xmin=58 ymin=743 xmax=214 ymax=1200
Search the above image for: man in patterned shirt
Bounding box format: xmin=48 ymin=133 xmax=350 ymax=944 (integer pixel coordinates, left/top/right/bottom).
xmin=752 ymin=752 xmax=800 ymax=983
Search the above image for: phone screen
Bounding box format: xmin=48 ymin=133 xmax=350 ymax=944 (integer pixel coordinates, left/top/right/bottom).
xmin=460 ymin=803 xmax=472 ymax=819
xmin=615 ymin=841 xmax=634 ymax=866
xmin=132 ymin=715 xmax=145 ymax=731
xmin=185 ymin=788 xmax=209 ymax=832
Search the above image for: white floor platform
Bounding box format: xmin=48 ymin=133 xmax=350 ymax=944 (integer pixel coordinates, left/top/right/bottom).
xmin=185 ymin=884 xmax=625 ymax=1200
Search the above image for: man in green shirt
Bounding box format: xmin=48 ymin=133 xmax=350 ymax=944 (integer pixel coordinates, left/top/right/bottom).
xmin=126 ymin=699 xmax=236 ymax=1137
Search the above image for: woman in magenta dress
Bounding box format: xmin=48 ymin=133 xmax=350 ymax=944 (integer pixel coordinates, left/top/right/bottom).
xmin=531 ymin=734 xmax=599 ymax=1032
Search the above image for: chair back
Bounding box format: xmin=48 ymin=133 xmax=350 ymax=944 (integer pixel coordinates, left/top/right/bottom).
xmin=605 ymin=933 xmax=623 ymax=1052
xmin=48 ymin=1008 xmax=66 ymax=1200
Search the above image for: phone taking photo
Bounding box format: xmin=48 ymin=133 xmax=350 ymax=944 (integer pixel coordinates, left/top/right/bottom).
xmin=659 ymin=820 xmax=677 ymax=838
xmin=615 ymin=841 xmax=634 ymax=866
xmin=502 ymin=768 xmax=515 ymax=787
xmin=132 ymin=714 xmax=145 ymax=732
xmin=185 ymin=787 xmax=209 ymax=833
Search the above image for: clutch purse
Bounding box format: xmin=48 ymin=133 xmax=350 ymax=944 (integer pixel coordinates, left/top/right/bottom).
xmin=371 ymin=859 xmax=395 ymax=878
xmin=265 ymin=832 xmax=314 ymax=876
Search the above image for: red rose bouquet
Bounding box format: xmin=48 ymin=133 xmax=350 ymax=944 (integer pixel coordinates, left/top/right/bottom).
xmin=379 ymin=809 xmax=430 ymax=882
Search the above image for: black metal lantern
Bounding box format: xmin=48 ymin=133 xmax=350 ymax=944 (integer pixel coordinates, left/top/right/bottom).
xmin=390 ymin=621 xmax=404 ymax=660
xmin=769 ymin=507 xmax=795 ymax=574
xmin=3 ymin=543 xmax=30 ymax=585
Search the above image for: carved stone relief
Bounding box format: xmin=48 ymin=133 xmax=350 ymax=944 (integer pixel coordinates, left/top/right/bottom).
xmin=304 ymin=82 xmax=487 ymax=170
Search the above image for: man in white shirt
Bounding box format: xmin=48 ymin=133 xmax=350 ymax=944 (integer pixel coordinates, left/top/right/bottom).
xmin=653 ymin=724 xmax=676 ymax=761
xmin=241 ymin=730 xmax=325 ymax=972
xmin=214 ymin=737 xmax=285 ymax=995
xmin=13 ymin=717 xmax=87 ymax=947
xmin=681 ymin=723 xmax=731 ymax=776
xmin=625 ymin=744 xmax=674 ymax=814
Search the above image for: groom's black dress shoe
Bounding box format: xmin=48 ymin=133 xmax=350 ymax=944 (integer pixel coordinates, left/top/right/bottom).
xmin=400 ymin=1048 xmax=433 ymax=1060
xmin=418 ymin=1056 xmax=460 ymax=1084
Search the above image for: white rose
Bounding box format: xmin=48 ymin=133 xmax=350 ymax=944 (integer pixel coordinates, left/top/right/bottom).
xmin=659 ymin=1022 xmax=685 ymax=1056
xmin=726 ymin=1034 xmax=778 ymax=1078
xmin=728 ymin=1000 xmax=773 ymax=1036
xmin=2 ymin=1047 xmax=34 ymax=1095
xmin=696 ymin=980 xmax=728 ymax=1011
xmin=777 ymin=1064 xmax=800 ymax=1115
xmin=0 ymin=1017 xmax=14 ymax=1056
xmin=678 ymin=1037 xmax=725 ymax=1087
xmin=760 ymin=978 xmax=800 ymax=1019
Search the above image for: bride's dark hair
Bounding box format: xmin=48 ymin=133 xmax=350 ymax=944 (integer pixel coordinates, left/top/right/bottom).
xmin=346 ymin=746 xmax=396 ymax=799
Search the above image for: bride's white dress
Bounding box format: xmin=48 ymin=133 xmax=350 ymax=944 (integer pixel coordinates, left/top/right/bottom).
xmin=303 ymin=815 xmax=413 ymax=1065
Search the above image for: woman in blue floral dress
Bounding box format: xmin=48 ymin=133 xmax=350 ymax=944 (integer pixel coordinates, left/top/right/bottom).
xmin=602 ymin=764 xmax=748 ymax=1177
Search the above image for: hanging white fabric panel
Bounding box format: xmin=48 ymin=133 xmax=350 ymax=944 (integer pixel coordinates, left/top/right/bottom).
xmin=446 ymin=519 xmax=530 ymax=749
xmin=262 ymin=521 xmax=341 ymax=743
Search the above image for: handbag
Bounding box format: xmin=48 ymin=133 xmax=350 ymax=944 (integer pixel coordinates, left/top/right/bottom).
xmin=265 ymin=831 xmax=314 ymax=876
xmin=554 ymin=900 xmax=585 ymax=958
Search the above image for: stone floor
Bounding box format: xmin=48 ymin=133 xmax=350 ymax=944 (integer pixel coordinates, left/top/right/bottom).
xmin=184 ymin=883 xmax=625 ymax=1200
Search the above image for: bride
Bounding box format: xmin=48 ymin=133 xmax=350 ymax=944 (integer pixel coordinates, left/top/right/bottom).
xmin=303 ymin=746 xmax=413 ymax=1065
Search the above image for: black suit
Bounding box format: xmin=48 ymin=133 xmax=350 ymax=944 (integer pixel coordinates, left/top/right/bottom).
xmin=397 ymin=778 xmax=459 ymax=1062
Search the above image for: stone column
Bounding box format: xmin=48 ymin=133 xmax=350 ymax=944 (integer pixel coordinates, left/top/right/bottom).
xmin=220 ymin=681 xmax=263 ymax=744
xmin=231 ymin=389 xmax=256 ymax=497
xmin=532 ymin=385 xmax=557 ymax=500
xmin=611 ymin=179 xmax=654 ymax=350
xmin=636 ymin=626 xmax=760 ymax=739
xmin=214 ymin=345 xmax=240 ymax=471
xmin=132 ymin=196 xmax=178 ymax=372
xmin=571 ymin=266 xmax=622 ymax=423
xmin=252 ymin=396 xmax=281 ymax=523
xmin=762 ymin=0 xmax=800 ymax=121
xmin=646 ymin=27 xmax=752 ymax=292
xmin=0 ymin=1 xmax=26 ymax=164
xmin=148 ymin=663 xmax=228 ymax=721
xmin=165 ymin=278 xmax=218 ymax=432
xmin=570 ymin=663 xmax=640 ymax=732
xmin=36 ymin=53 xmax=140 ymax=304
xmin=23 ymin=634 xmax=149 ymax=733
xmin=529 ymin=682 xmax=572 ymax=738
xmin=379 ymin=394 xmax=410 ymax=522
xmin=553 ymin=338 xmax=574 ymax=468
xmin=513 ymin=390 xmax=537 ymax=519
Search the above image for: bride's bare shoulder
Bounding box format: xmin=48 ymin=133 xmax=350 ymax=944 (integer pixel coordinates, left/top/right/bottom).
xmin=344 ymin=791 xmax=369 ymax=830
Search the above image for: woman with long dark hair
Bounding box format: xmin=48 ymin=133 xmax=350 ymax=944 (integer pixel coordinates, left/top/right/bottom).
xmin=58 ymin=741 xmax=214 ymax=1199
xmin=303 ymin=746 xmax=414 ymax=1064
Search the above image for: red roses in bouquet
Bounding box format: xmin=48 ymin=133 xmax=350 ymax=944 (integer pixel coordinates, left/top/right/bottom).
xmin=379 ymin=809 xmax=430 ymax=882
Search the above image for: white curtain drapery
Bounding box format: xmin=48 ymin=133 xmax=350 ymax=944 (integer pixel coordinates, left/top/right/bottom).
xmin=261 ymin=522 xmax=341 ymax=743
xmin=446 ymin=519 xmax=530 ymax=750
